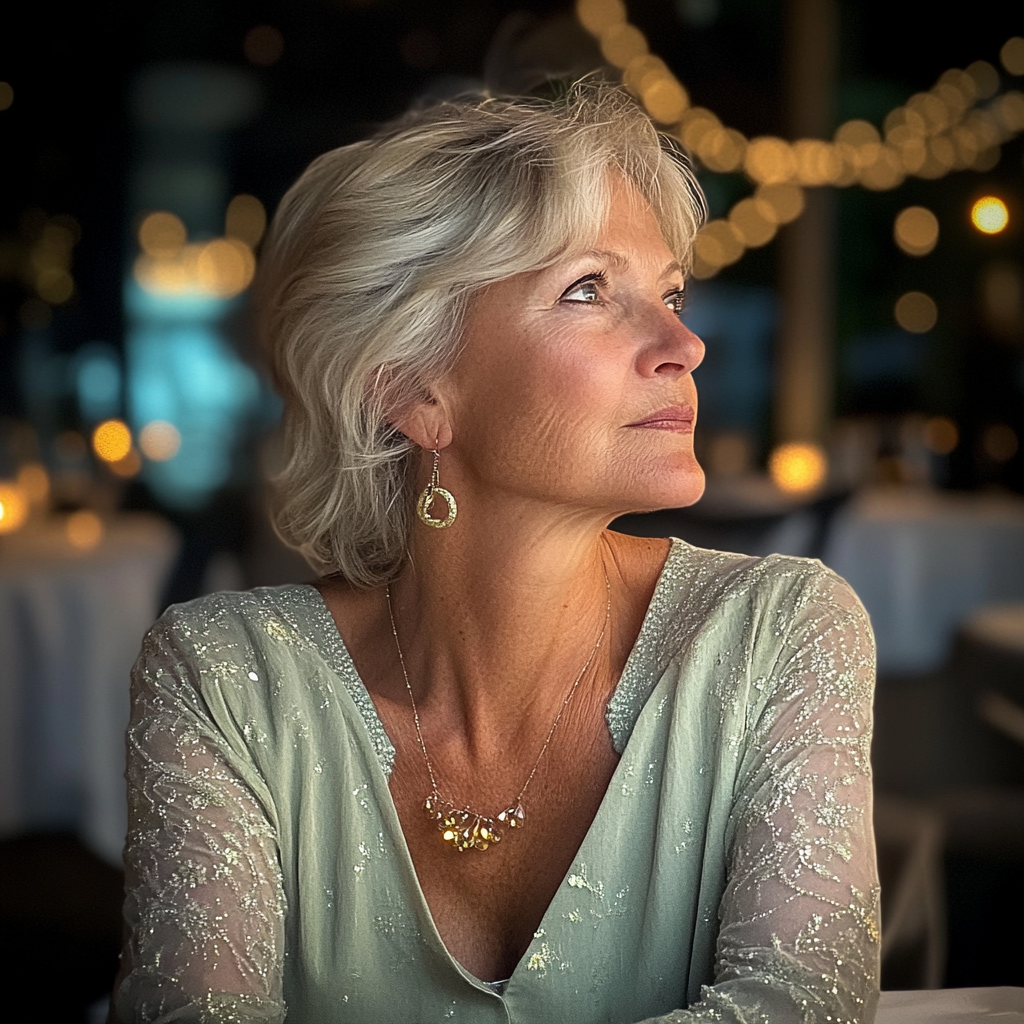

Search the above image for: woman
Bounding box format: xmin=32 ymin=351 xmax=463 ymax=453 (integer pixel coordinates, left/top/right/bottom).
xmin=112 ymin=84 xmax=879 ymax=1023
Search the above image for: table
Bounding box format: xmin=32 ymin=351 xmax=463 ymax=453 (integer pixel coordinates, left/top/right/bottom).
xmin=823 ymin=488 xmax=1024 ymax=673
xmin=0 ymin=514 xmax=179 ymax=864
xmin=877 ymin=987 xmax=1024 ymax=1022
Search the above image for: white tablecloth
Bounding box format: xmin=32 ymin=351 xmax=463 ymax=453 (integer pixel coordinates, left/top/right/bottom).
xmin=824 ymin=489 xmax=1024 ymax=673
xmin=0 ymin=514 xmax=178 ymax=863
xmin=878 ymin=987 xmax=1024 ymax=1022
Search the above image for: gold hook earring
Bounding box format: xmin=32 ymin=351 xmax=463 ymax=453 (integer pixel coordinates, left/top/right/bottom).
xmin=416 ymin=447 xmax=457 ymax=529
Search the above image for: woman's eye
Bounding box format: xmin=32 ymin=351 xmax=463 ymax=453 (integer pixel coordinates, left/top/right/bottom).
xmin=664 ymin=291 xmax=687 ymax=320
xmin=560 ymin=274 xmax=605 ymax=304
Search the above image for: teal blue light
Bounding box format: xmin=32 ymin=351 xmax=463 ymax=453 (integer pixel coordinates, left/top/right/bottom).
xmin=125 ymin=280 xmax=262 ymax=509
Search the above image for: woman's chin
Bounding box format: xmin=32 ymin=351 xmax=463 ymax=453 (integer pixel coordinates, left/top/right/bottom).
xmin=611 ymin=461 xmax=706 ymax=517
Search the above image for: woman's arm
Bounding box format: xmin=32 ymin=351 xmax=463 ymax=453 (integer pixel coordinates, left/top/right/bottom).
xmin=110 ymin=613 xmax=287 ymax=1024
xmin=643 ymin=566 xmax=880 ymax=1024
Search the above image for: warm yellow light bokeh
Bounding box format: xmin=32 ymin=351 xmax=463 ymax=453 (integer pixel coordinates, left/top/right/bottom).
xmin=136 ymin=234 xmax=255 ymax=298
xmin=36 ymin=267 xmax=75 ymax=304
xmin=641 ymin=76 xmax=688 ymax=125
xmin=574 ymin=1 xmax=1024 ymax=279
xmin=728 ymin=198 xmax=776 ymax=248
xmin=599 ymin=22 xmax=648 ymax=68
xmin=0 ymin=484 xmax=29 ymax=534
xmin=894 ymin=206 xmax=939 ymax=256
xmin=972 ymin=196 xmax=1009 ymax=234
xmin=678 ymin=107 xmax=721 ymax=151
xmin=17 ymin=463 xmax=50 ymax=505
xmin=623 ymin=54 xmax=669 ymax=96
xmin=66 ymin=510 xmax=104 ymax=551
xmin=138 ymin=211 xmax=187 ymax=259
xmin=744 ymin=136 xmax=796 ymax=185
xmin=692 ymin=220 xmax=744 ymax=274
xmin=793 ymin=139 xmax=842 ymax=186
xmin=575 ymin=0 xmax=626 ymax=35
xmin=982 ymin=424 xmax=1019 ymax=462
xmin=225 ymin=194 xmax=268 ymax=248
xmin=196 ymin=238 xmax=257 ymax=298
xmin=1002 ymin=37 xmax=1024 ymax=77
xmin=895 ymin=291 xmax=938 ymax=333
xmin=994 ymin=92 xmax=1024 ymax=134
xmin=924 ymin=416 xmax=958 ymax=455
xmin=753 ymin=183 xmax=805 ymax=225
xmin=110 ymin=449 xmax=143 ymax=478
xmin=140 ymin=420 xmax=182 ymax=461
xmin=769 ymin=443 xmax=827 ymax=494
xmin=92 ymin=419 xmax=133 ymax=463
xmin=966 ymin=60 xmax=1001 ymax=100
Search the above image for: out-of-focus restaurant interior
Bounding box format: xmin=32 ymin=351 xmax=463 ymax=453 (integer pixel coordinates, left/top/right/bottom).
xmin=1 ymin=0 xmax=1023 ymax=1019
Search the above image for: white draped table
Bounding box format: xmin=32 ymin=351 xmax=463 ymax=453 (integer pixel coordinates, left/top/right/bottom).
xmin=823 ymin=489 xmax=1024 ymax=673
xmin=0 ymin=514 xmax=178 ymax=863
xmin=878 ymin=987 xmax=1024 ymax=1022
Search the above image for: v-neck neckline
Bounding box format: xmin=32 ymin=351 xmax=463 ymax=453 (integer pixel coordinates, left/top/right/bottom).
xmin=294 ymin=538 xmax=686 ymax=993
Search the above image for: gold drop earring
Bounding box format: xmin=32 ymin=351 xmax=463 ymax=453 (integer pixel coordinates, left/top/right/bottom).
xmin=416 ymin=447 xmax=457 ymax=529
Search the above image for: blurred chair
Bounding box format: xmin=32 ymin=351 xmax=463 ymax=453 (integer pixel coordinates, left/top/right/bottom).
xmin=959 ymin=603 xmax=1024 ymax=755
xmin=0 ymin=831 xmax=123 ymax=1023
xmin=874 ymin=795 xmax=947 ymax=990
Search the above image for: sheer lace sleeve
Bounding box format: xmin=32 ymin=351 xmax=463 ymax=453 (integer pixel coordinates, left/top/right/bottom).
xmin=110 ymin=612 xmax=287 ymax=1024
xmin=644 ymin=565 xmax=880 ymax=1024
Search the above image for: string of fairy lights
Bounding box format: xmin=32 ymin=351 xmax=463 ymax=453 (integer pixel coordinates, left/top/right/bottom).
xmin=575 ymin=0 xmax=1023 ymax=493
xmin=575 ymin=0 xmax=1024 ymax=279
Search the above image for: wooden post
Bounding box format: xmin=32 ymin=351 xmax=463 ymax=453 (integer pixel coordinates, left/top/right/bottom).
xmin=775 ymin=0 xmax=839 ymax=447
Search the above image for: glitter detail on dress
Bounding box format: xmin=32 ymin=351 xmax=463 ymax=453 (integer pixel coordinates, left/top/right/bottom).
xmin=110 ymin=545 xmax=880 ymax=1024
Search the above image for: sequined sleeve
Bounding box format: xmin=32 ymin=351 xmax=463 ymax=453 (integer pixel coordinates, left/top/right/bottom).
xmin=643 ymin=566 xmax=880 ymax=1024
xmin=110 ymin=613 xmax=287 ymax=1024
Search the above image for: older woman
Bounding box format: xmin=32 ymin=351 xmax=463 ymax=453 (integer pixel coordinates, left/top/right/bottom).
xmin=111 ymin=85 xmax=879 ymax=1024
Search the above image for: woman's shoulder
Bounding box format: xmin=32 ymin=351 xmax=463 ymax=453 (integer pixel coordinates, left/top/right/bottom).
xmin=136 ymin=583 xmax=340 ymax=699
xmin=640 ymin=538 xmax=871 ymax=680
xmin=151 ymin=583 xmax=324 ymax=646
xmin=657 ymin=538 xmax=860 ymax=619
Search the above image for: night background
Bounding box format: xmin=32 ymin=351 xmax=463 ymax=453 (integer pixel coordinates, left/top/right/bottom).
xmin=1 ymin=0 xmax=1023 ymax=1019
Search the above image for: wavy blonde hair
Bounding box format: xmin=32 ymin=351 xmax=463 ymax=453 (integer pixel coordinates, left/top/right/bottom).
xmin=258 ymin=81 xmax=705 ymax=586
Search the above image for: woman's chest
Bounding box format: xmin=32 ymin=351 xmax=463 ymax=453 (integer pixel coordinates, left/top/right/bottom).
xmin=387 ymin=731 xmax=621 ymax=981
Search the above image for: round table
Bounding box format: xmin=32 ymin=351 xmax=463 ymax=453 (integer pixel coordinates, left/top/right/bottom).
xmin=824 ymin=488 xmax=1024 ymax=674
xmin=0 ymin=514 xmax=179 ymax=863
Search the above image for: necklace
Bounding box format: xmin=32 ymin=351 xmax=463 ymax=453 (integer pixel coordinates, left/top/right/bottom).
xmin=385 ymin=568 xmax=611 ymax=853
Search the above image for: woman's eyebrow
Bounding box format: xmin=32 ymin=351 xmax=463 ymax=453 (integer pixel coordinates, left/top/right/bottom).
xmin=574 ymin=250 xmax=683 ymax=280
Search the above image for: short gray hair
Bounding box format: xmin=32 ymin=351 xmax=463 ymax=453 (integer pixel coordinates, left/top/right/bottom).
xmin=259 ymin=81 xmax=705 ymax=587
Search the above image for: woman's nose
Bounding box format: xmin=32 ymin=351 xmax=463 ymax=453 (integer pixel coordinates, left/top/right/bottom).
xmin=636 ymin=312 xmax=705 ymax=378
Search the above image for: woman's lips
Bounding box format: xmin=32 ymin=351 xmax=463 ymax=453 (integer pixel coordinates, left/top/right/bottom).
xmin=626 ymin=405 xmax=696 ymax=432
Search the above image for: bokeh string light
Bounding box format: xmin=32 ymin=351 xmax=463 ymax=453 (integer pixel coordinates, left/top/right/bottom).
xmin=768 ymin=442 xmax=828 ymax=495
xmin=66 ymin=510 xmax=104 ymax=551
xmin=576 ymin=0 xmax=1024 ymax=279
xmin=91 ymin=419 xmax=132 ymax=464
xmin=0 ymin=483 xmax=29 ymax=535
xmin=894 ymin=291 xmax=939 ymax=333
xmin=894 ymin=206 xmax=940 ymax=256
xmin=971 ymin=195 xmax=1010 ymax=234
xmin=133 ymin=196 xmax=265 ymax=298
xmin=924 ymin=416 xmax=959 ymax=455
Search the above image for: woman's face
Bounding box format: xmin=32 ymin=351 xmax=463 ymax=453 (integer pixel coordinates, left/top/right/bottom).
xmin=442 ymin=177 xmax=706 ymax=522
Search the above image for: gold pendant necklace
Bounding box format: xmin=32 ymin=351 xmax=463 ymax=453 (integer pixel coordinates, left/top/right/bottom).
xmin=386 ymin=567 xmax=611 ymax=853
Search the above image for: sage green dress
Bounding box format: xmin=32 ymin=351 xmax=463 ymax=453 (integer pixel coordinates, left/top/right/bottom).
xmin=111 ymin=540 xmax=880 ymax=1023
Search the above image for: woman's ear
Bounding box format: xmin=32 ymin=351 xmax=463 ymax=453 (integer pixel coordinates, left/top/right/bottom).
xmin=390 ymin=398 xmax=453 ymax=451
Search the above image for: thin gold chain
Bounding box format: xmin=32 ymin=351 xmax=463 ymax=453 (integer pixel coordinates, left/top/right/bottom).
xmin=385 ymin=565 xmax=612 ymax=851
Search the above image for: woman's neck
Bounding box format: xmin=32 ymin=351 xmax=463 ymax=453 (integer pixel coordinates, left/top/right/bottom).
xmin=385 ymin=511 xmax=668 ymax=732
